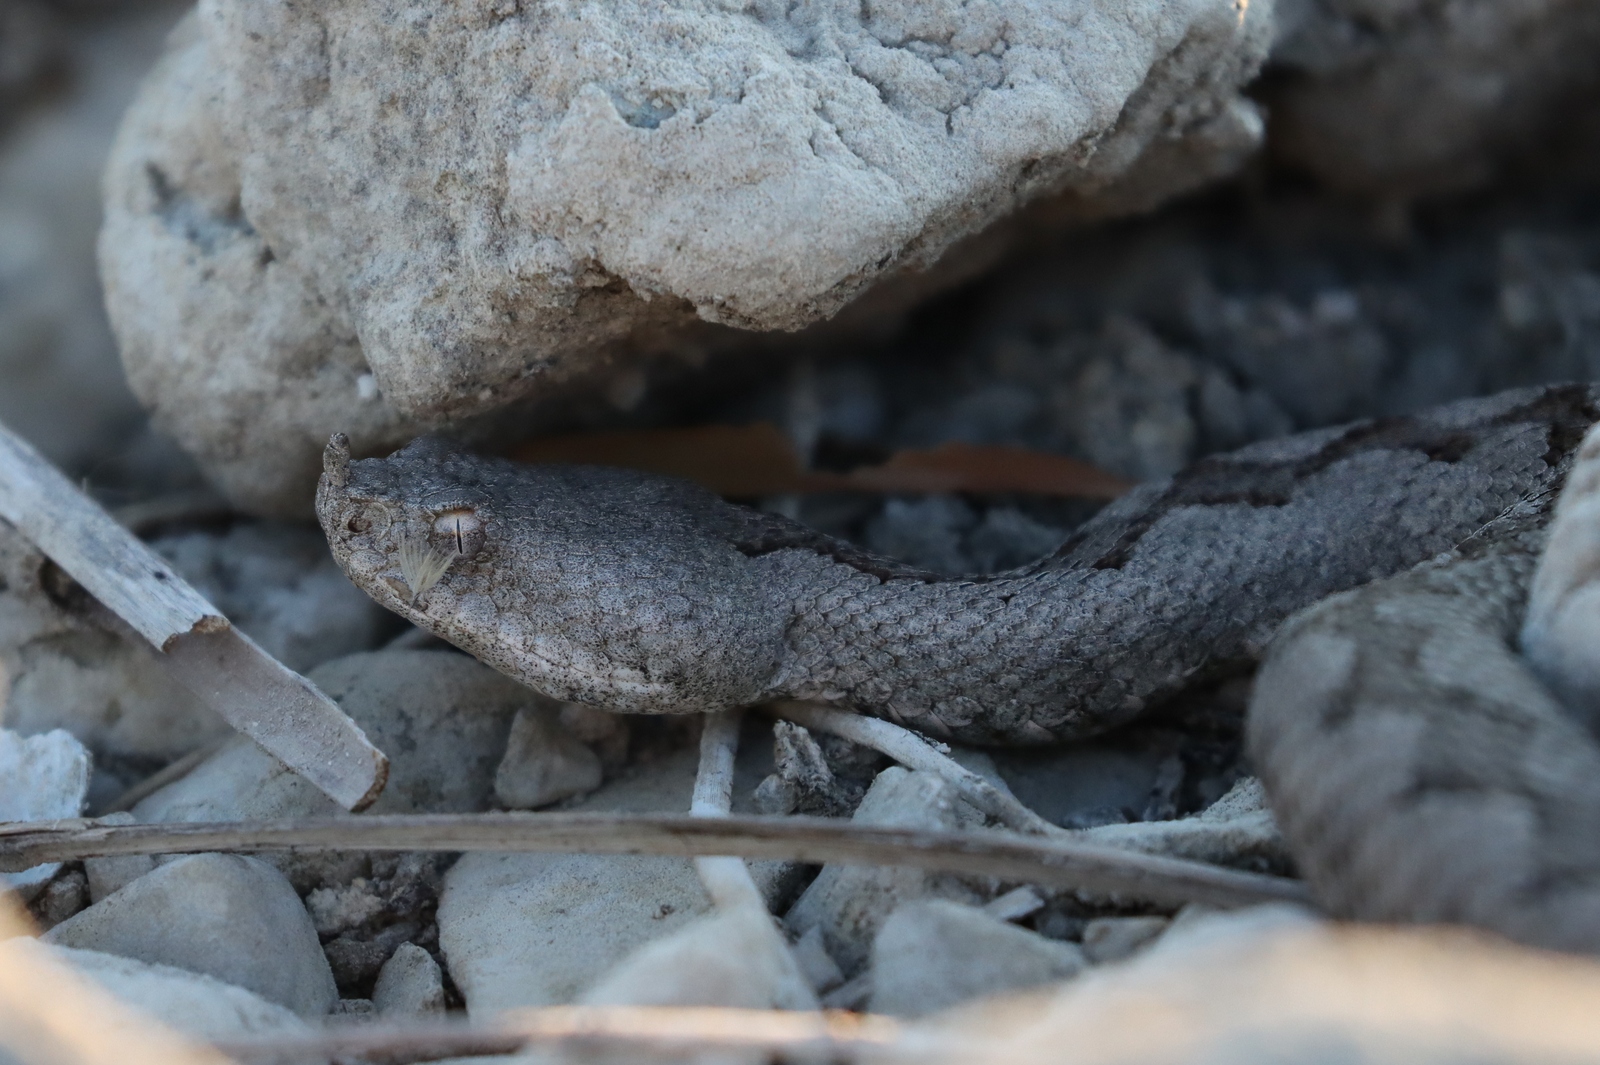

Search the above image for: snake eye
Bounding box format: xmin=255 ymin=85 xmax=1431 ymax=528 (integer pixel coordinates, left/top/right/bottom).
xmin=430 ymin=507 xmax=486 ymax=560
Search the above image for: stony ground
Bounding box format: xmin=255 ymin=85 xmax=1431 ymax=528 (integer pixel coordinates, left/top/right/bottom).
xmin=2 ymin=2 xmax=1600 ymax=1062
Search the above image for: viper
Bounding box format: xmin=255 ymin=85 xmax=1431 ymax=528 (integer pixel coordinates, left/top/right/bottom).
xmin=317 ymin=382 xmax=1600 ymax=951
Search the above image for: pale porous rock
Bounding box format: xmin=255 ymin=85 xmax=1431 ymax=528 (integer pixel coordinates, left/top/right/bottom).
xmin=102 ymin=0 xmax=1273 ymax=515
xmin=372 ymin=942 xmax=447 ymax=1016
xmin=44 ymin=852 xmax=339 ymax=1019
xmin=1266 ymin=0 xmax=1600 ymax=198
xmin=0 ymin=518 xmax=227 ymax=762
xmin=0 ymin=726 xmax=89 ymax=898
xmin=870 ymin=899 xmax=1086 ymax=1017
xmin=492 ymin=705 xmax=603 ymax=810
xmin=0 ymin=941 xmax=310 ymax=1043
xmin=784 ymin=767 xmax=983 ymax=974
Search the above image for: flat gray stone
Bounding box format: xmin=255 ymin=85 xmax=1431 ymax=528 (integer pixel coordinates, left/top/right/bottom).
xmin=45 ymin=853 xmax=338 ymax=1018
xmin=869 ymin=898 xmax=1086 ymax=1017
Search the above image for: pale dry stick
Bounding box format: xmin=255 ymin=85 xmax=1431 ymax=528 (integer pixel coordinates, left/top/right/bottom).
xmin=771 ymin=700 xmax=1059 ymax=836
xmin=0 ymin=813 xmax=1310 ymax=910
xmin=690 ymin=708 xmax=766 ymax=911
xmin=213 ymin=1004 xmax=913 ymax=1065
xmin=0 ymin=418 xmax=388 ymax=811
xmin=687 ymin=710 xmax=818 ymax=1009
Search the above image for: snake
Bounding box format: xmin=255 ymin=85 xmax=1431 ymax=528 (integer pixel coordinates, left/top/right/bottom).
xmin=317 ymin=382 xmax=1600 ymax=949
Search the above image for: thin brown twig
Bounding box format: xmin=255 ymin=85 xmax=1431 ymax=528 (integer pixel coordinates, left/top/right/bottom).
xmin=213 ymin=1005 xmax=914 ymax=1065
xmin=0 ymin=812 xmax=1310 ymax=910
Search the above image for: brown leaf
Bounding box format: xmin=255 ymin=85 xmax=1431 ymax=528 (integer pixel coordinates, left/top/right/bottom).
xmin=510 ymin=423 xmax=1130 ymax=499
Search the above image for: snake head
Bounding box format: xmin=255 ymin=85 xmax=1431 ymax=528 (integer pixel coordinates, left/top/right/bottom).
xmin=316 ymin=434 xmax=789 ymax=714
xmin=317 ymin=434 xmax=493 ymax=606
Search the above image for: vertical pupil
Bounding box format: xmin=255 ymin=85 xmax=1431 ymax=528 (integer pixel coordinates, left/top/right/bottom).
xmin=454 ymin=518 xmax=464 ymax=554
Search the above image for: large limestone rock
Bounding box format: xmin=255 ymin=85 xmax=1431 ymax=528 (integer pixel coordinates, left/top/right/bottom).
xmin=1266 ymin=0 xmax=1600 ymax=198
xmin=101 ymin=0 xmax=1273 ymax=514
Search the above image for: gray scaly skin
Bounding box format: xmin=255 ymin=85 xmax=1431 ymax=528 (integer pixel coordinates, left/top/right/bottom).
xmin=316 ymin=383 xmax=1600 ymax=747
xmin=1247 ymin=511 xmax=1600 ymax=953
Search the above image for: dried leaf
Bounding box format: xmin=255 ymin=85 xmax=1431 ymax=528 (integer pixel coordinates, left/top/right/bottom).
xmin=510 ymin=423 xmax=1129 ymax=499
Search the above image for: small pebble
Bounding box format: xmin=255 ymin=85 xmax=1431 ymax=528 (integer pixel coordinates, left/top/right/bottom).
xmin=373 ymin=943 xmax=447 ymax=1015
xmin=26 ymin=867 xmax=88 ymax=931
xmin=493 ymin=705 xmax=603 ymax=809
xmin=1081 ymin=915 xmax=1172 ymax=964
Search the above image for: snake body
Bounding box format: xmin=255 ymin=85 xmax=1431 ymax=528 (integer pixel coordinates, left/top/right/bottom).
xmin=317 ymin=382 xmax=1600 ymax=951
xmin=1249 ymin=419 xmax=1600 ymax=951
xmin=317 ymin=383 xmax=1597 ymax=747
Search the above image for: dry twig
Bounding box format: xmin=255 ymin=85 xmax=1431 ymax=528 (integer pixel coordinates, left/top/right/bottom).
xmin=215 ymin=1004 xmax=911 ymax=1064
xmin=772 ymin=700 xmax=1059 ymax=836
xmin=0 ymin=812 xmax=1309 ymax=910
xmin=0 ymin=418 xmax=388 ymax=811
xmin=690 ymin=709 xmax=767 ymax=911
